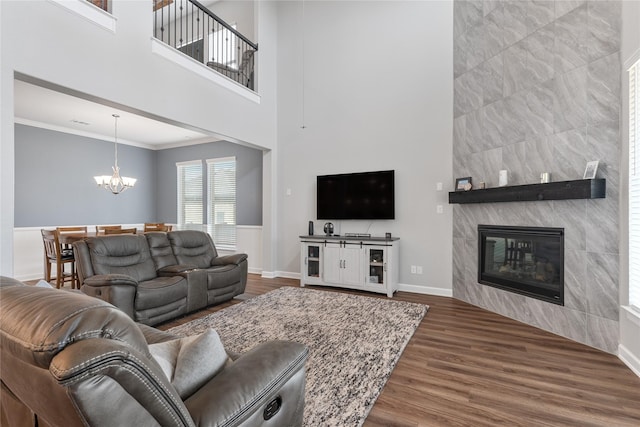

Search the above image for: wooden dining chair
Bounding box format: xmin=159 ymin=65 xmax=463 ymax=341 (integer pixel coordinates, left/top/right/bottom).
xmin=96 ymin=225 xmax=122 ymax=235
xmin=41 ymin=229 xmax=76 ymax=289
xmin=104 ymin=227 xmax=137 ymax=235
xmin=144 ymin=222 xmax=170 ymax=232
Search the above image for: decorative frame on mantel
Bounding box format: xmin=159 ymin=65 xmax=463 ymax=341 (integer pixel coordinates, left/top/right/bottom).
xmin=448 ymin=179 xmax=606 ymax=204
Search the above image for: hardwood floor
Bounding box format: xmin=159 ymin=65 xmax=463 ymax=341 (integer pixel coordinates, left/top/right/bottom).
xmin=162 ymin=274 xmax=640 ymax=426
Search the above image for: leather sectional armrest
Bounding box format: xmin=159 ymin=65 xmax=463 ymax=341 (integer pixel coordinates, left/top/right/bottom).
xmin=84 ymin=274 xmax=138 ymax=287
xmin=211 ymin=253 xmax=248 ymax=266
xmin=185 ymin=341 xmax=307 ymax=426
xmin=157 ymin=264 xmax=198 ymax=275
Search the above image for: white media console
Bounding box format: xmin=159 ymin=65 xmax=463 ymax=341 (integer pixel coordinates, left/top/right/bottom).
xmin=299 ymin=235 xmax=399 ymax=297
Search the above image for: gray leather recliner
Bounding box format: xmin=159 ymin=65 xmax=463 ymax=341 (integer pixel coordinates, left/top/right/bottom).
xmin=0 ymin=277 xmax=308 ymax=427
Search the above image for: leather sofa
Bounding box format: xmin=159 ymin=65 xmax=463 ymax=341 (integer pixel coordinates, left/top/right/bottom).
xmin=74 ymin=230 xmax=248 ymax=325
xmin=0 ymin=277 xmax=307 ymax=427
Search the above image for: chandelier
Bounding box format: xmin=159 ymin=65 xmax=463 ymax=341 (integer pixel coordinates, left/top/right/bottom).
xmin=94 ymin=114 xmax=136 ymax=194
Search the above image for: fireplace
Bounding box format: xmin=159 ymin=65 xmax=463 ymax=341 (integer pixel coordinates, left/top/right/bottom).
xmin=478 ymin=225 xmax=564 ymax=305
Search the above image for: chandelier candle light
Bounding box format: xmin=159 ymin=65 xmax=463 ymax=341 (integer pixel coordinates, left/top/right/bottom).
xmin=94 ymin=114 xmax=136 ymax=194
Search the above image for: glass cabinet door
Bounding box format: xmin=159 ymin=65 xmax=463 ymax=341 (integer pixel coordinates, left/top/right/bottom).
xmin=366 ymin=247 xmax=386 ymax=286
xmin=305 ymin=243 xmax=321 ymax=280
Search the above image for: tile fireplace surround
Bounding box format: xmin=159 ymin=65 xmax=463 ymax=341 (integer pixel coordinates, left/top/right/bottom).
xmin=452 ymin=0 xmax=621 ymax=353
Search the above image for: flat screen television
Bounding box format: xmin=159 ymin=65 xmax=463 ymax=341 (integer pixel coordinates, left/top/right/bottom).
xmin=317 ymin=170 xmax=395 ymax=220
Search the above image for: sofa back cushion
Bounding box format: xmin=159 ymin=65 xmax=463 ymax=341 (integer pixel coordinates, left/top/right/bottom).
xmin=168 ymin=230 xmax=218 ymax=269
xmin=86 ymin=235 xmax=158 ymax=282
xmin=145 ymin=232 xmax=178 ymax=270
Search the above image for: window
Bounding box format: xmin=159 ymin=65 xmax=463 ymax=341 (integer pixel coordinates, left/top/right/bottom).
xmin=209 ymin=24 xmax=238 ymax=68
xmin=207 ymin=157 xmax=236 ymax=250
xmin=630 ymin=59 xmax=640 ymax=311
xmin=177 ymin=160 xmax=203 ymax=226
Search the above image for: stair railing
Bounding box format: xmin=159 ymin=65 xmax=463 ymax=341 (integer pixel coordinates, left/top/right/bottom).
xmin=153 ymin=0 xmax=258 ymax=90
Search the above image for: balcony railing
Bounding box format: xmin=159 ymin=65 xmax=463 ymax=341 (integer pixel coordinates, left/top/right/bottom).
xmin=153 ymin=0 xmax=258 ymax=90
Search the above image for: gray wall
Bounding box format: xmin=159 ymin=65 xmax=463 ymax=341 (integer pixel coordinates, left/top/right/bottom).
xmin=155 ymin=141 xmax=263 ymax=225
xmin=15 ymin=124 xmax=156 ymax=226
xmin=15 ymin=125 xmax=263 ymax=227
xmin=452 ymin=0 xmax=621 ymax=353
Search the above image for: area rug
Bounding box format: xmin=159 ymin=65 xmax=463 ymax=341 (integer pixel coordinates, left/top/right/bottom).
xmin=168 ymin=286 xmax=427 ymax=426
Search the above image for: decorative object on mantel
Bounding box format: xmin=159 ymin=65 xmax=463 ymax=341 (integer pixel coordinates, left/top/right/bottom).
xmin=477 ymin=181 xmax=486 ymax=189
xmin=94 ymin=114 xmax=137 ymax=194
xmin=455 ymin=176 xmax=472 ymax=191
xmin=448 ymin=179 xmax=606 ymax=204
xmin=583 ymin=160 xmax=599 ymax=179
xmin=540 ymin=172 xmax=551 ymax=183
xmin=499 ymin=169 xmax=508 ymax=187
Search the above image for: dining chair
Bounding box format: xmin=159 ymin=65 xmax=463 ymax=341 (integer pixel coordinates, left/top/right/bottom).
xmin=41 ymin=229 xmax=76 ymax=289
xmin=96 ymin=225 xmax=122 ymax=235
xmin=144 ymin=222 xmax=170 ymax=232
xmin=104 ymin=227 xmax=137 ymax=235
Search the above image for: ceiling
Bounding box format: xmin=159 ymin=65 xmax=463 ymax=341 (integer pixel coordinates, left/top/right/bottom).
xmin=14 ymin=79 xmax=217 ymax=150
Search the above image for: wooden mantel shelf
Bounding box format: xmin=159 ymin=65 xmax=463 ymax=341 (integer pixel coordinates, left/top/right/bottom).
xmin=448 ymin=179 xmax=606 ymax=204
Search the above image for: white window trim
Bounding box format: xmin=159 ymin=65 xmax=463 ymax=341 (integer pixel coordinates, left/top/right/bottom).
xmin=629 ymin=57 xmax=640 ymax=313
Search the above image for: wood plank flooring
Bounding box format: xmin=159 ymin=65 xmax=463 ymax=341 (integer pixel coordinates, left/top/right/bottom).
xmin=161 ymin=275 xmax=640 ymax=426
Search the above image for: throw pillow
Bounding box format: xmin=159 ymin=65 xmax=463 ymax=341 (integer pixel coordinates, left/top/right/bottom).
xmin=149 ymin=329 xmax=230 ymax=399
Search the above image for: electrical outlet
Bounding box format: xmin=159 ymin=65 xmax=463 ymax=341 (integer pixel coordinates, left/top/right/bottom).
xmin=437 ymin=205 xmax=444 ymax=214
xmin=411 ymin=265 xmax=417 ymax=274
xmin=417 ymin=266 xmax=423 ymax=274
xmin=436 ymin=182 xmax=443 ymax=191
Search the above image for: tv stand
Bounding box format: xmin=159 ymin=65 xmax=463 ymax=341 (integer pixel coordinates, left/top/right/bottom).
xmin=299 ymin=235 xmax=399 ymax=297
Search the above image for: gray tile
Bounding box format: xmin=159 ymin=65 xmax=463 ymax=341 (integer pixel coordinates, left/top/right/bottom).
xmin=524 ymin=136 xmax=554 ymax=183
xmin=552 ymin=199 xmax=587 ymax=251
xmin=504 ymin=41 xmax=529 ymax=96
xmin=454 ymin=69 xmax=484 ymax=117
xmin=502 ymin=141 xmax=527 ymax=185
xmin=466 ymin=108 xmax=485 ymax=153
xmin=586 ymin=121 xmax=620 ymax=186
xmin=467 ymin=22 xmax=487 ymax=70
xmin=586 ymin=314 xmax=618 ymax=354
xmin=453 ymin=115 xmax=468 ymax=158
xmin=482 ymin=148 xmax=503 ymax=187
xmin=454 ymin=32 xmax=468 ymax=79
xmin=503 ymin=0 xmax=528 ymax=47
xmin=563 ymin=248 xmax=587 ymax=311
xmin=482 ymin=101 xmax=504 ymax=150
xmin=586 ymin=252 xmax=619 ymax=320
xmin=556 ymin=0 xmax=586 ymax=19
xmin=587 ymin=0 xmax=621 ymax=62
xmin=526 ymin=0 xmax=555 ymax=35
xmin=586 ymin=196 xmax=619 ymax=254
xmin=587 ymin=52 xmax=621 ymax=127
xmin=483 ymin=0 xmax=500 ymax=17
xmin=482 ymin=53 xmax=504 ymax=105
xmin=484 ymin=5 xmax=504 ymax=59
xmin=525 ymin=24 xmax=555 ymax=87
xmin=553 ymin=66 xmax=587 ymax=133
xmin=554 ymin=3 xmax=588 ymax=73
xmin=551 ymin=127 xmax=588 ymax=181
xmin=528 ymin=298 xmax=587 ymax=344
xmin=523 ymin=83 xmax=555 ymax=139
xmin=502 ymin=92 xmax=528 ymax=144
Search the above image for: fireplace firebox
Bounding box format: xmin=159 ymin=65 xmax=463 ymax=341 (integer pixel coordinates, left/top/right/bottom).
xmin=478 ymin=225 xmax=564 ymax=305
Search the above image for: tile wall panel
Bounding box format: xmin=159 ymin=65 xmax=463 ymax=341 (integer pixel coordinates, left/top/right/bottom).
xmin=452 ymin=0 xmax=621 ymax=353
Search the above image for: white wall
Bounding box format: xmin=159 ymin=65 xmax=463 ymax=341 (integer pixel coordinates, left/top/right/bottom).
xmin=0 ymin=0 xmax=278 ymax=276
xmin=619 ymin=0 xmax=640 ymax=376
xmin=275 ymin=1 xmax=453 ymax=293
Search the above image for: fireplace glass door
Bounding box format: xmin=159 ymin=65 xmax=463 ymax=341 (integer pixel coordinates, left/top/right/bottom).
xmin=478 ymin=225 xmax=564 ymax=305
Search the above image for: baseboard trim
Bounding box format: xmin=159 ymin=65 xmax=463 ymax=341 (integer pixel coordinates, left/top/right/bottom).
xmin=398 ymin=283 xmax=453 ymax=297
xmin=247 ymin=267 xmax=262 ymax=275
xmin=618 ymin=344 xmax=640 ymax=379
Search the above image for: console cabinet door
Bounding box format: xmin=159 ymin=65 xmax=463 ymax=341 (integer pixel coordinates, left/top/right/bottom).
xmin=323 ymin=244 xmax=342 ymax=284
xmin=301 ymin=242 xmax=323 ymax=285
xmin=364 ymin=246 xmax=387 ymax=292
xmin=340 ymin=245 xmax=362 ymax=286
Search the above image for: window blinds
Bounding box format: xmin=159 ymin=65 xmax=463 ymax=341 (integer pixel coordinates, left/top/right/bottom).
xmin=177 ymin=160 xmax=203 ymax=225
xmin=630 ymin=60 xmax=640 ymax=310
xmin=207 ymin=157 xmax=236 ymax=250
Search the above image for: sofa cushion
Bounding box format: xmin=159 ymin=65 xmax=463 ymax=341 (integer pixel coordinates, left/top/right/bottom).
xmin=206 ymin=265 xmax=241 ymax=290
xmin=135 ymin=276 xmax=188 ymax=310
xmin=87 ymin=235 xmax=158 ymax=282
xmin=149 ymin=329 xmax=230 ymax=399
xmin=145 ymin=232 xmax=179 ymax=270
xmin=168 ymin=230 xmax=218 ymax=268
